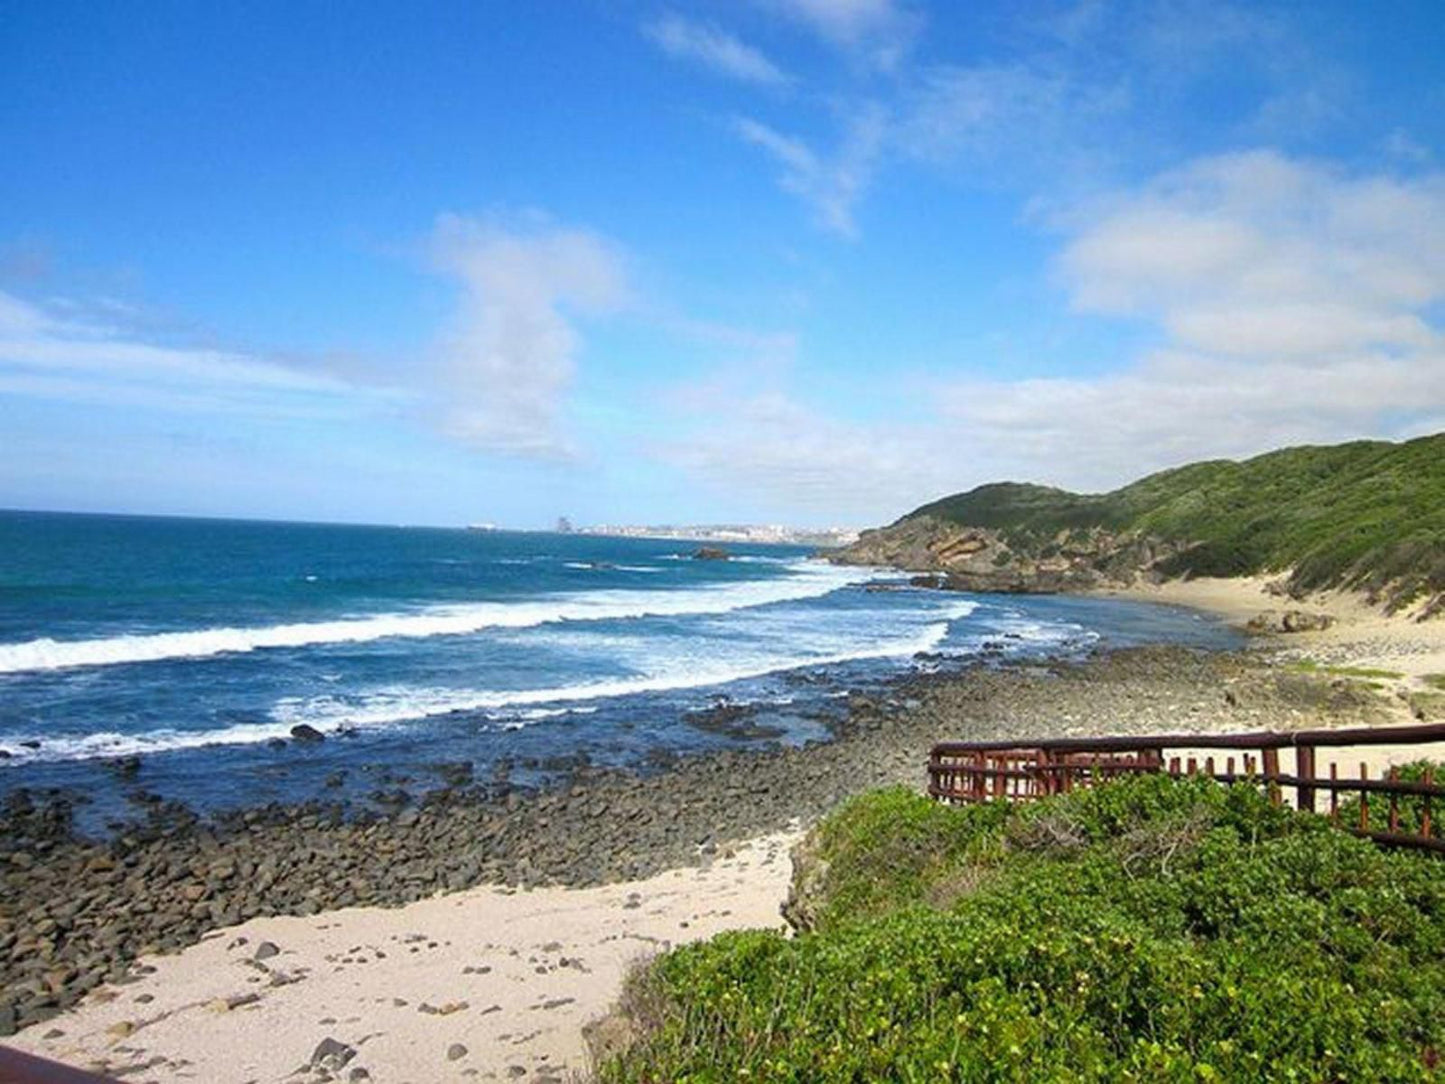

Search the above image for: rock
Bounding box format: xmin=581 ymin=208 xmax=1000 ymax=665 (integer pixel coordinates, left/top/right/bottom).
xmin=780 ymin=828 xmax=829 ymax=934
xmin=253 ymin=941 xmax=280 ymax=962
xmin=348 ymin=1069 xmax=371 ymax=1082
xmin=1246 ymin=609 xmax=1337 ymax=634
xmin=107 ymin=755 xmax=142 ymax=779
xmin=289 ymin=724 xmax=326 ymax=744
xmin=446 ymin=1043 xmax=468 ymax=1062
xmin=311 ymin=1037 xmax=356 ymax=1072
xmin=683 ymin=700 xmax=785 ymax=741
xmin=691 ymin=547 xmax=729 ymax=561
xmin=1281 ymin=610 xmax=1336 ymax=633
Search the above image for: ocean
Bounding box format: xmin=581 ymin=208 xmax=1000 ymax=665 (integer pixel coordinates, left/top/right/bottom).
xmin=0 ymin=510 xmax=1240 ymax=829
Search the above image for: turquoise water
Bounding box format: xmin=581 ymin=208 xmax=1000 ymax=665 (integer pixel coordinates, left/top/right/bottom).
xmin=0 ymin=510 xmax=1240 ymax=823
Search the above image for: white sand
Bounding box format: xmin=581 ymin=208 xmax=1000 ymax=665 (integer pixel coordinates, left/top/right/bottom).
xmin=1097 ymin=575 xmax=1445 ymax=687
xmin=4 ymin=830 xmax=801 ymax=1083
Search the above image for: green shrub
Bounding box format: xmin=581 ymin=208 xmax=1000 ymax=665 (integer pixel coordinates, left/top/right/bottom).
xmin=1337 ymin=760 xmax=1445 ymax=842
xmin=598 ymin=778 xmax=1445 ymax=1083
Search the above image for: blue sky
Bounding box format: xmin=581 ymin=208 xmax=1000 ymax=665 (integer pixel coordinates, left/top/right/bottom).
xmin=2 ymin=0 xmax=1443 ymax=528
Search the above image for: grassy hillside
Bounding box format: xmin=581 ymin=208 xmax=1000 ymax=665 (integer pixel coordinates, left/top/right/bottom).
xmin=596 ymin=777 xmax=1445 ymax=1082
xmin=908 ymin=433 xmax=1445 ymax=611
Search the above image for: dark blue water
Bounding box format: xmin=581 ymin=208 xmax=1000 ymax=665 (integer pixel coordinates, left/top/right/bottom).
xmin=0 ymin=510 xmax=1240 ymax=825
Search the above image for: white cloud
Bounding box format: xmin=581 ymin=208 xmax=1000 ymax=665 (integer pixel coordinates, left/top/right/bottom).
xmin=0 ymin=289 xmax=388 ymax=420
xmin=930 ymin=151 xmax=1445 ymax=490
xmin=644 ymin=14 xmax=789 ymax=86
xmin=427 ymin=214 xmax=629 ymax=459
xmin=663 ymin=388 xmax=960 ymax=521
xmin=765 ymin=0 xmax=919 ymax=70
xmin=734 ymin=105 xmax=885 ymax=237
xmin=1056 ymin=151 xmax=1445 ymax=358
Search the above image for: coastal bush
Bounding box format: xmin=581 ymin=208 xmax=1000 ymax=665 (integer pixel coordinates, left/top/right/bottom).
xmin=1336 ymin=759 xmax=1445 ymax=842
xmin=595 ymin=777 xmax=1445 ymax=1083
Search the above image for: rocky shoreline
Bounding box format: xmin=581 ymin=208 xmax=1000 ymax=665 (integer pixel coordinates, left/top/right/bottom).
xmin=0 ymin=645 xmax=1390 ymax=1038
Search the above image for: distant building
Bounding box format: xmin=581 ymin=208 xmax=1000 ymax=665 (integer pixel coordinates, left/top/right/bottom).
xmin=555 ymin=516 xmax=574 ymax=534
xmin=576 ymin=523 xmax=859 ymax=547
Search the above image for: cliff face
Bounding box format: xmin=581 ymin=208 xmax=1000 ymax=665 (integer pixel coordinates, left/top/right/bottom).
xmin=833 ymin=514 xmax=1185 ymax=594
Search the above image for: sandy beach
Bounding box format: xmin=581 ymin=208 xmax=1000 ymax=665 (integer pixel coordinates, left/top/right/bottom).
xmin=4 ymin=831 xmax=800 ymax=1082
xmin=1099 ymin=574 xmax=1445 ymax=684
xmin=4 ymin=577 xmax=1444 ymax=1082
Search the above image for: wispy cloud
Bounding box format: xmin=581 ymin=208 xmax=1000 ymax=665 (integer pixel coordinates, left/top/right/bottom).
xmin=662 ymin=387 xmax=960 ymax=521
xmin=897 ymin=1 xmax=1345 ymax=190
xmin=0 ymin=289 xmax=391 ymax=420
xmin=734 ymin=105 xmax=885 ymax=238
xmin=427 ymin=214 xmax=630 ymax=459
xmin=644 ymin=13 xmax=789 ymax=86
xmin=764 ymin=0 xmax=920 ymax=71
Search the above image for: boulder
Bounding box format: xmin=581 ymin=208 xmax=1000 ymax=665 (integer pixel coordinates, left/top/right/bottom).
xmin=289 ymin=724 xmax=326 ymax=744
xmin=779 ymin=828 xmax=830 ymax=934
xmin=692 ymin=547 xmax=730 ymax=561
xmin=1281 ymin=610 xmax=1336 ymax=633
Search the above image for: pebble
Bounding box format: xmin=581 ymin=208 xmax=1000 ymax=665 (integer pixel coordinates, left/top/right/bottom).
xmin=253 ymin=941 xmax=280 ymax=961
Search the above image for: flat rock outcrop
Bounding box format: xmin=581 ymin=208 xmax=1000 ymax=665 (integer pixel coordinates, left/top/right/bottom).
xmin=832 ymin=515 xmax=1184 ymax=595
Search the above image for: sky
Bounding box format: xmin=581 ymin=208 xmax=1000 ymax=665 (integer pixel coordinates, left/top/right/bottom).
xmin=2 ymin=0 xmax=1443 ymax=529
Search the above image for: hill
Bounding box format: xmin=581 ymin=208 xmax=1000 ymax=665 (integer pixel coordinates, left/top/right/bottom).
xmin=834 ymin=433 xmax=1445 ymax=616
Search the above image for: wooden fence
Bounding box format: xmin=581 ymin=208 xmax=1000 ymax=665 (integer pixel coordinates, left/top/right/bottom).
xmin=928 ymin=721 xmax=1445 ymax=854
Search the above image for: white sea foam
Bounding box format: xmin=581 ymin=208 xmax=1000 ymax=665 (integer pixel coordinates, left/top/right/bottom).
xmin=271 ymin=618 xmax=955 ymax=731
xmin=0 ymin=561 xmax=870 ymax=676
xmin=0 ymin=721 xmax=300 ymax=765
xmin=0 ymin=617 xmax=952 ymax=765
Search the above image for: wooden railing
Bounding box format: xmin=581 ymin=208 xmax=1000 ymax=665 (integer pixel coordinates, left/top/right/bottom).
xmin=928 ymin=722 xmax=1445 ymax=854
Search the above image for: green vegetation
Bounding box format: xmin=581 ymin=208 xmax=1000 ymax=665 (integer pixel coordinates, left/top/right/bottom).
xmin=907 ymin=433 xmax=1445 ymax=612
xmin=1423 ymin=674 xmax=1445 ymax=692
xmin=1339 ymin=760 xmax=1445 ymax=842
xmin=1285 ymin=660 xmax=1405 ymax=681
xmin=597 ymin=778 xmax=1445 ymax=1083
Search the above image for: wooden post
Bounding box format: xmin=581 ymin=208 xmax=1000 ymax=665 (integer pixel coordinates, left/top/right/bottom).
xmin=1388 ymin=766 xmax=1400 ymax=833
xmin=1227 ymin=755 xmax=1236 ymax=777
xmin=1205 ymin=756 xmax=1216 ymax=777
xmin=1296 ymin=744 xmax=1317 ymax=813
xmin=1359 ymin=763 xmax=1369 ymax=832
xmin=1187 ymin=756 xmax=1198 ymax=775
xmin=1424 ymin=767 xmax=1434 ymax=840
xmin=1329 ymin=762 xmax=1339 ymax=824
xmin=1262 ymin=748 xmax=1281 ymax=806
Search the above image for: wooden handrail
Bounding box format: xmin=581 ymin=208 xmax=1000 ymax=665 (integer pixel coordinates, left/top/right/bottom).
xmin=927 ymin=723 xmax=1445 ymax=853
xmin=931 ymin=721 xmax=1445 ymax=757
